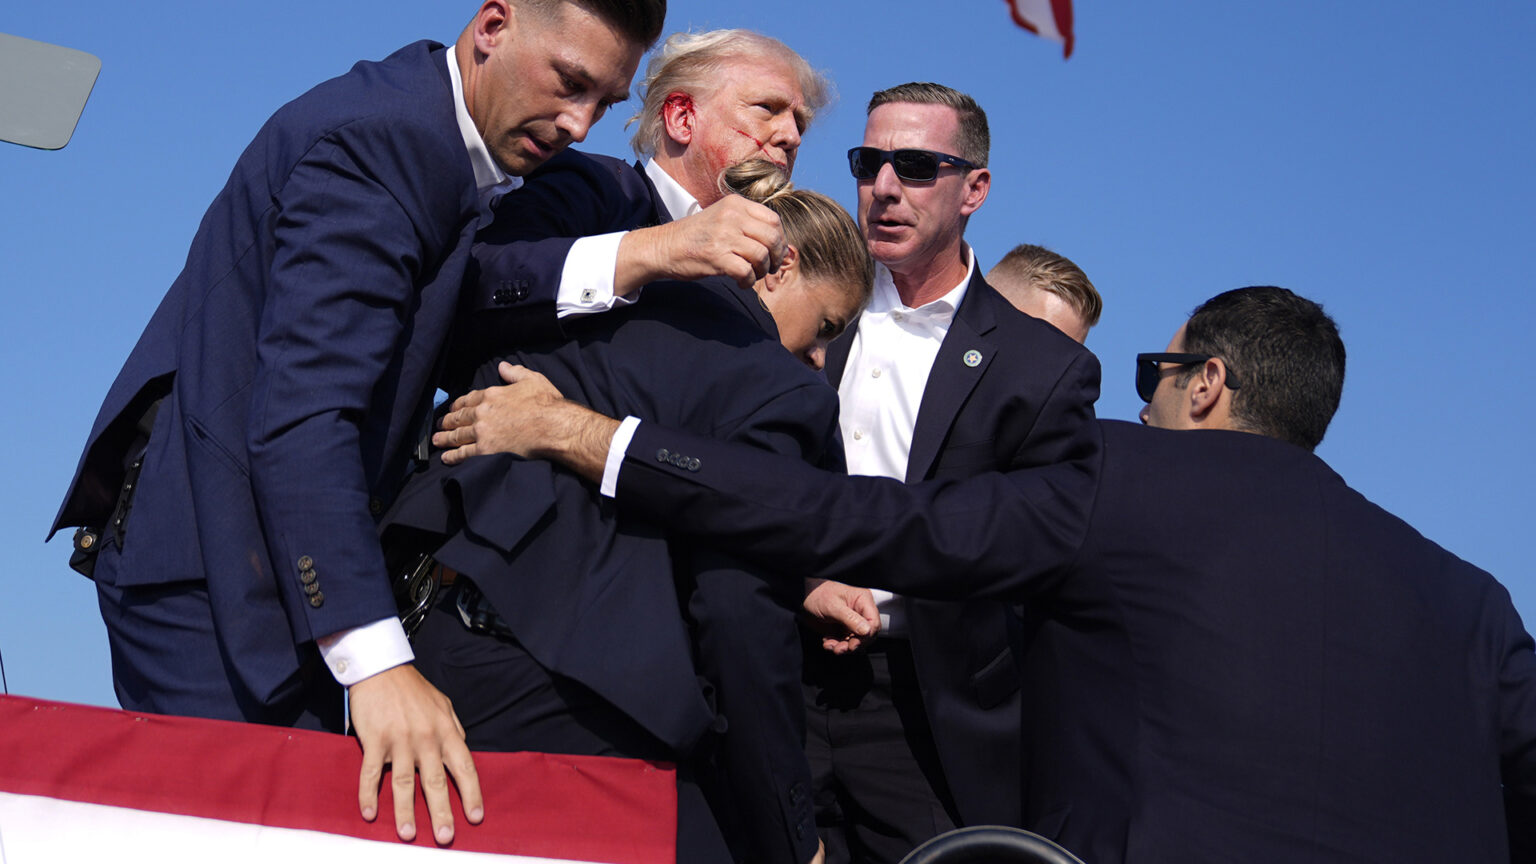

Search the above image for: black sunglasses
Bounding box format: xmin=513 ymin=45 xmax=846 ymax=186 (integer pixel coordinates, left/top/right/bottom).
xmin=847 ymin=146 xmax=976 ymax=183
xmin=1135 ymin=353 xmax=1243 ymax=403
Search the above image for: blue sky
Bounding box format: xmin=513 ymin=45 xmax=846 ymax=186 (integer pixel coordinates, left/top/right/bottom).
xmin=3 ymin=1 xmax=1532 ymax=706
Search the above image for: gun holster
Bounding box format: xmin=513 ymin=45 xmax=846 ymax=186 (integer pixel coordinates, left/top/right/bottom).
xmin=70 ymin=396 xmax=164 ymax=580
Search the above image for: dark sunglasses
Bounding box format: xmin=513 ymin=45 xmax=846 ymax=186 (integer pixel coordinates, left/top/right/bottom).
xmin=847 ymin=146 xmax=976 ymax=182
xmin=1135 ymin=353 xmax=1243 ymax=403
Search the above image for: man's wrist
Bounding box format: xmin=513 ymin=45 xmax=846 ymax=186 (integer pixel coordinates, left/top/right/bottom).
xmin=600 ymin=416 xmax=642 ymax=497
xmin=317 ymin=617 xmax=414 ymax=687
xmin=540 ymin=402 xmax=623 ymax=483
xmin=614 ymin=224 xmax=669 ymax=296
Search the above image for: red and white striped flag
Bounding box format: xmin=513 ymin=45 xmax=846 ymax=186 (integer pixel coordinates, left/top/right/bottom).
xmin=1006 ymin=0 xmax=1076 ymax=58
xmin=0 ymin=695 xmax=676 ymax=863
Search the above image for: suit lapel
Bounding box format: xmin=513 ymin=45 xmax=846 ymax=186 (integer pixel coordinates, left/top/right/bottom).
xmin=632 ymin=161 xmax=673 ymax=227
xmin=825 ymin=326 xmax=855 ymax=388
xmin=905 ymin=271 xmax=999 ymax=483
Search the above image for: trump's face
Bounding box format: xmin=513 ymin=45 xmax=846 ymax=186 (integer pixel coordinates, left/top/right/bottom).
xmin=669 ymin=54 xmax=809 ymax=205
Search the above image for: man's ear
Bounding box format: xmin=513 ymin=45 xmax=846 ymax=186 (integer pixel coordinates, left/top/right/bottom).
xmin=471 ymin=0 xmax=513 ymax=56
xmin=660 ymin=91 xmax=696 ymax=146
xmin=959 ymin=167 xmax=991 ymax=216
xmin=1187 ymin=357 xmax=1231 ymax=423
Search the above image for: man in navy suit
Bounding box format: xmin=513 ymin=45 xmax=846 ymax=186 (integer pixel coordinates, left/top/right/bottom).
xmin=49 ymin=0 xmax=662 ymax=845
xmin=441 ymin=80 xmax=1099 ymax=863
xmin=798 ymin=82 xmax=1095 ymax=863
xmin=464 ymin=286 xmax=1536 ymax=863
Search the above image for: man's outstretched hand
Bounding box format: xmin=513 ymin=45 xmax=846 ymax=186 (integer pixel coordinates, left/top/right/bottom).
xmin=434 ymin=362 xmax=618 ymax=481
xmin=349 ymin=663 xmax=482 ymax=844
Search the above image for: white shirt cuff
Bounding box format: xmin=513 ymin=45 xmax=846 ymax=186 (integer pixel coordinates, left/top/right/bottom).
xmin=600 ymin=416 xmax=642 ymax=499
xmin=556 ymin=232 xmax=638 ymax=318
xmin=317 ymin=617 xmax=414 ymax=687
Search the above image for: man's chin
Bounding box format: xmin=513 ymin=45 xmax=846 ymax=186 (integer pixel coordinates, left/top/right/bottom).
xmin=495 ymin=141 xmax=564 ymax=178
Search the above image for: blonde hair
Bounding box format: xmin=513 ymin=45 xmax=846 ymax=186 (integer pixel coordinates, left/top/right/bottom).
xmin=628 ymin=29 xmax=831 ymax=158
xmin=720 ymin=160 xmax=873 ymax=306
xmin=987 ymin=243 xmax=1102 ymax=329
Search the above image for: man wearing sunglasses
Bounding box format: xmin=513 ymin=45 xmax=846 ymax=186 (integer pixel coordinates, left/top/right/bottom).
xmin=439 ymin=285 xmax=1535 ymax=864
xmin=780 ymin=82 xmax=1100 ymax=863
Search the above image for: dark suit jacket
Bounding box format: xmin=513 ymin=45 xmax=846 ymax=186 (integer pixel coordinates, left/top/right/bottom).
xmin=387 ymin=276 xmax=841 ymax=862
xmin=823 ymin=270 xmax=1100 ymax=828
xmin=450 ymin=148 xmax=666 ymax=373
xmin=613 ymin=418 xmax=1536 ymax=863
xmin=422 ymin=151 xmax=830 ymax=864
xmin=49 ymin=42 xmax=554 ymax=710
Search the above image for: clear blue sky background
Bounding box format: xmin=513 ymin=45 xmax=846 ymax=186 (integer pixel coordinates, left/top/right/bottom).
xmin=3 ymin=1 xmax=1532 ymax=707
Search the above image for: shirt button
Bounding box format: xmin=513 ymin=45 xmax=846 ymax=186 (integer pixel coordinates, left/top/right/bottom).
xmin=892 ymin=311 xmax=905 ymax=322
xmin=871 ymin=368 xmax=882 ymax=378
xmin=853 ymin=430 xmax=864 ymax=441
xmin=334 ymin=659 xmax=348 ymax=676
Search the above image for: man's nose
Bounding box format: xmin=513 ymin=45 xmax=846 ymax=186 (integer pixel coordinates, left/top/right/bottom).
xmin=559 ymin=102 xmax=604 ymax=144
xmin=872 ymin=161 xmax=902 ymax=199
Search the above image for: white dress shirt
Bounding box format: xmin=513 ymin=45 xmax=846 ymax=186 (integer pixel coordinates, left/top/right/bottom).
xmin=834 ymin=251 xmax=975 ymax=636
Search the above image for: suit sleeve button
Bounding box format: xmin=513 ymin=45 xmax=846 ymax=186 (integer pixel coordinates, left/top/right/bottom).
xmin=296 ymin=555 xmax=314 ymax=570
xmin=308 ymin=592 xmax=325 ymax=608
xmin=656 ymin=448 xmax=670 ymax=462
xmin=688 ymin=458 xmax=701 ymax=472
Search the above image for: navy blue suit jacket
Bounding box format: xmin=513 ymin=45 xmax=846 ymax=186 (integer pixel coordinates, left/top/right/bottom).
xmin=450 ymin=148 xmax=664 ymax=373
xmin=51 ymin=42 xmax=555 ymax=708
xmin=428 ymin=151 xmax=830 ymax=863
xmin=823 ymin=270 xmax=1100 ymax=829
xmin=613 ymin=419 xmax=1536 ymax=863
xmin=386 ymin=277 xmax=841 ymax=860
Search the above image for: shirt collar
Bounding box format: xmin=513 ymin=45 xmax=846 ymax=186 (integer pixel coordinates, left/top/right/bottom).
xmin=446 ymin=49 xmax=519 ymax=196
xmin=869 ymin=245 xmax=976 ymax=319
xmin=644 ymin=159 xmax=702 ymax=221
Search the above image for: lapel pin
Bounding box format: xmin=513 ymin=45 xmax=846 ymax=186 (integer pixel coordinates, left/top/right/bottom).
xmin=963 ymin=349 xmax=983 ymax=368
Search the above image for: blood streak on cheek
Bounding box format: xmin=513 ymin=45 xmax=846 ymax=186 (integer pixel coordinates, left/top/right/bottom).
xmin=735 ymin=129 xmax=785 ymax=167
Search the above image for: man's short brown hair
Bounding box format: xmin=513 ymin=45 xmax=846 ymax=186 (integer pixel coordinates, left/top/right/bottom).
xmin=866 ymin=82 xmax=989 ymax=167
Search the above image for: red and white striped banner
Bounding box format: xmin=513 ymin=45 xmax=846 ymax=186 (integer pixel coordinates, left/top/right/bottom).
xmin=1006 ymin=0 xmax=1076 ymax=58
xmin=0 ymin=695 xmax=675 ymax=863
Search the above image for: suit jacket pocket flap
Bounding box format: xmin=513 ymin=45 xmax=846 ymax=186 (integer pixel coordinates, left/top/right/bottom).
xmin=445 ymin=454 xmax=557 ymax=554
xmin=970 ymin=643 xmax=1022 ymax=709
